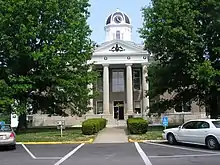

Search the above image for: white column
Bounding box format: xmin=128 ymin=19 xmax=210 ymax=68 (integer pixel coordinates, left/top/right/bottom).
xmin=103 ymin=64 xmax=110 ymax=114
xmin=142 ymin=64 xmax=150 ymax=116
xmin=126 ymin=63 xmax=133 ymax=114
xmin=87 ymin=67 xmax=94 ymax=114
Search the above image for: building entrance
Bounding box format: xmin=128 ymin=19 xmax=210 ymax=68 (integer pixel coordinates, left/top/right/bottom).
xmin=113 ymin=101 xmax=124 ymax=120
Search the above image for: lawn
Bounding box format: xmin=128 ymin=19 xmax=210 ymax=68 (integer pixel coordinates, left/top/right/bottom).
xmin=15 ymin=127 xmax=95 ymax=142
xmin=128 ymin=124 xmax=179 ymax=141
xmin=128 ymin=131 xmax=163 ymax=141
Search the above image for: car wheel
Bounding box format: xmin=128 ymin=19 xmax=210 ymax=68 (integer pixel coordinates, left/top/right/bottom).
xmin=206 ymin=136 xmax=219 ymax=150
xmin=167 ymin=133 xmax=177 ymax=145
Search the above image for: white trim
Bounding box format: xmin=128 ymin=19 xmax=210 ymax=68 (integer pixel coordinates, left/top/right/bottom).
xmin=94 ymin=40 xmax=148 ymax=53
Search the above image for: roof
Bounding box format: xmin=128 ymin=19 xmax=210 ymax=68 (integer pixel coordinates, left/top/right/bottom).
xmin=105 ymin=9 xmax=131 ymax=25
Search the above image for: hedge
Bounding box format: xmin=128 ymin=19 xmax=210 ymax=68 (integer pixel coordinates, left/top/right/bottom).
xmin=82 ymin=118 xmax=107 ymax=135
xmin=127 ymin=117 xmax=148 ymax=134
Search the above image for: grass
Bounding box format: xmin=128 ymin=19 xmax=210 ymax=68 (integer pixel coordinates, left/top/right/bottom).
xmin=128 ymin=131 xmax=163 ymax=140
xmin=15 ymin=127 xmax=95 ymax=142
xmin=128 ymin=124 xmax=180 ymax=141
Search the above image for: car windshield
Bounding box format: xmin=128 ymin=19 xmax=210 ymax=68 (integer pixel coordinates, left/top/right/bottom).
xmin=212 ymin=121 xmax=220 ymax=128
xmin=0 ymin=125 xmax=12 ymax=132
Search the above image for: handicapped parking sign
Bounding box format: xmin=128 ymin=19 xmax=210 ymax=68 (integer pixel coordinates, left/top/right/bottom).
xmin=162 ymin=116 xmax=168 ymax=128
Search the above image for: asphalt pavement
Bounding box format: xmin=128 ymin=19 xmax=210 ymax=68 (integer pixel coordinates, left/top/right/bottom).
xmin=0 ymin=142 xmax=219 ymax=165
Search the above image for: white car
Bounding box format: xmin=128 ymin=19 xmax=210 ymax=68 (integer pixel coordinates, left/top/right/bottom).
xmin=162 ymin=119 xmax=220 ymax=150
xmin=0 ymin=124 xmax=16 ymax=150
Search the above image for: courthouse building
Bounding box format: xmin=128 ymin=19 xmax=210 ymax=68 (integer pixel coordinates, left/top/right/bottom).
xmin=31 ymin=9 xmax=207 ymax=127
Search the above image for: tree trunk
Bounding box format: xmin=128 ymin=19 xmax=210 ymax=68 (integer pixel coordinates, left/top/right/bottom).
xmin=208 ymin=95 xmax=219 ymax=119
xmin=17 ymin=114 xmax=27 ymax=131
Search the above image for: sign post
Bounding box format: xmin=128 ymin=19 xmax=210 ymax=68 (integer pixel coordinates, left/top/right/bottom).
xmin=57 ymin=120 xmax=65 ymax=137
xmin=162 ymin=116 xmax=168 ymax=129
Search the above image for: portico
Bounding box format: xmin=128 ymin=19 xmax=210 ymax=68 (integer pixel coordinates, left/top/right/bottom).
xmin=97 ymin=63 xmax=149 ymax=115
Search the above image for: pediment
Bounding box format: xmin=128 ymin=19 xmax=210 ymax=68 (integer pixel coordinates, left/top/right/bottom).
xmin=93 ymin=40 xmax=148 ymax=55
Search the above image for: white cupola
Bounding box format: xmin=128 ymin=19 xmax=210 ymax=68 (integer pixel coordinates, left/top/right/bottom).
xmin=104 ymin=9 xmax=132 ymax=42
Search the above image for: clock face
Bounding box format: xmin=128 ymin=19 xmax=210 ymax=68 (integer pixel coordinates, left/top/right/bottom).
xmin=114 ymin=15 xmax=122 ymax=24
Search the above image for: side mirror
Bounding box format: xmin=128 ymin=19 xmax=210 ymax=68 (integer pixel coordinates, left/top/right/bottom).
xmin=178 ymin=126 xmax=181 ymax=130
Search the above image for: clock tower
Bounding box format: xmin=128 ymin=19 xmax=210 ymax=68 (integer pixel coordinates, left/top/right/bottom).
xmin=104 ymin=9 xmax=132 ymax=42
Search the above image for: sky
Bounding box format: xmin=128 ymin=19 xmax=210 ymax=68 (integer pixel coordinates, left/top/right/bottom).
xmin=88 ymin=0 xmax=151 ymax=44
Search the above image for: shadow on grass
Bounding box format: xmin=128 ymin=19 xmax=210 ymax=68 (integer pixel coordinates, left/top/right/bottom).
xmin=15 ymin=127 xmax=82 ymax=135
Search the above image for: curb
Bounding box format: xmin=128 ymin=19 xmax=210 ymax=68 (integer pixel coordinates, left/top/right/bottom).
xmin=128 ymin=139 xmax=167 ymax=143
xmin=17 ymin=138 xmax=94 ymax=145
xmin=128 ymin=139 xmax=146 ymax=143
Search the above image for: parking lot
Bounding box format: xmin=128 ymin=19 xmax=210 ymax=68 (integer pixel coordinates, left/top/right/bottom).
xmin=0 ymin=142 xmax=220 ymax=165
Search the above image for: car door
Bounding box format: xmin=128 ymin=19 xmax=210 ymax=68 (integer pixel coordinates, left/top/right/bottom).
xmin=177 ymin=121 xmax=197 ymax=143
xmin=192 ymin=121 xmax=210 ymax=144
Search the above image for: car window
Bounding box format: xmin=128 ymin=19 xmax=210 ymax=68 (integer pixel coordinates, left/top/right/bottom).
xmin=182 ymin=121 xmax=197 ymax=129
xmin=0 ymin=125 xmax=12 ymax=132
xmin=212 ymin=121 xmax=220 ymax=128
xmin=196 ymin=121 xmax=210 ymax=129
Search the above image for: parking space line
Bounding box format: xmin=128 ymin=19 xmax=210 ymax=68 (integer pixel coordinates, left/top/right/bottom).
xmin=149 ymin=153 xmax=220 ymax=158
xmin=54 ymin=143 xmax=84 ymax=165
xmin=134 ymin=142 xmax=153 ymax=165
xmin=21 ymin=144 xmax=36 ymax=159
xmin=146 ymin=142 xmax=220 ymax=154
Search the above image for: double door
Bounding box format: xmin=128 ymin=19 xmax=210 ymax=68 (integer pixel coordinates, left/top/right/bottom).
xmin=113 ymin=101 xmax=124 ymax=120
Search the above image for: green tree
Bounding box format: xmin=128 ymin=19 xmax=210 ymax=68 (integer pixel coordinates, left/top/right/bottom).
xmin=0 ymin=0 xmax=97 ymax=127
xmin=139 ymin=0 xmax=220 ymax=118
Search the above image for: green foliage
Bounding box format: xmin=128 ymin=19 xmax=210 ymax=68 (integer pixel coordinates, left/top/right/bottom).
xmin=127 ymin=118 xmax=148 ymax=134
xmin=81 ymin=118 xmax=107 ymax=135
xmin=0 ymin=0 xmax=97 ymax=117
xmin=139 ymin=0 xmax=220 ymax=118
xmin=0 ymin=114 xmax=10 ymax=124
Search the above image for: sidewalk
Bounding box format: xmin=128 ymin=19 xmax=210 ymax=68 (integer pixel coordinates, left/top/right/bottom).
xmin=93 ymin=127 xmax=128 ymax=143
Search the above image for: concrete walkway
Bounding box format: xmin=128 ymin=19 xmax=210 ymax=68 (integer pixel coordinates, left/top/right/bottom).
xmin=93 ymin=127 xmax=128 ymax=143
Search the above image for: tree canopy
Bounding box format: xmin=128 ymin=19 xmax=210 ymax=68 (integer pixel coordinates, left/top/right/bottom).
xmin=0 ymin=0 xmax=97 ymax=118
xmin=139 ymin=0 xmax=220 ymax=118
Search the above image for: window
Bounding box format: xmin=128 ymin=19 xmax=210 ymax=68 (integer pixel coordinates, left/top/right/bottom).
xmin=112 ymin=70 xmax=124 ymax=92
xmin=116 ymin=30 xmax=120 ymax=40
xmin=96 ymin=70 xmax=103 ymax=92
xmin=96 ymin=101 xmax=103 ymax=114
xmin=182 ymin=121 xmax=197 ymax=129
xmin=0 ymin=125 xmax=12 ymax=132
xmin=196 ymin=121 xmax=210 ymax=129
xmin=212 ymin=121 xmax=220 ymax=128
xmin=133 ymin=69 xmax=141 ymax=90
xmin=175 ymin=101 xmax=191 ymax=112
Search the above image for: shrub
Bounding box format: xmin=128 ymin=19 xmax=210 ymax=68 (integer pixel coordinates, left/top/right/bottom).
xmin=82 ymin=118 xmax=107 ymax=135
xmin=127 ymin=117 xmax=148 ymax=134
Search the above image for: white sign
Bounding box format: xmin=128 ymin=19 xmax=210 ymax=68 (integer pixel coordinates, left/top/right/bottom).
xmin=11 ymin=113 xmax=19 ymax=128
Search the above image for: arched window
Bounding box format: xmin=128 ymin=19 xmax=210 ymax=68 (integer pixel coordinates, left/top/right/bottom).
xmin=116 ymin=30 xmax=120 ymax=40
